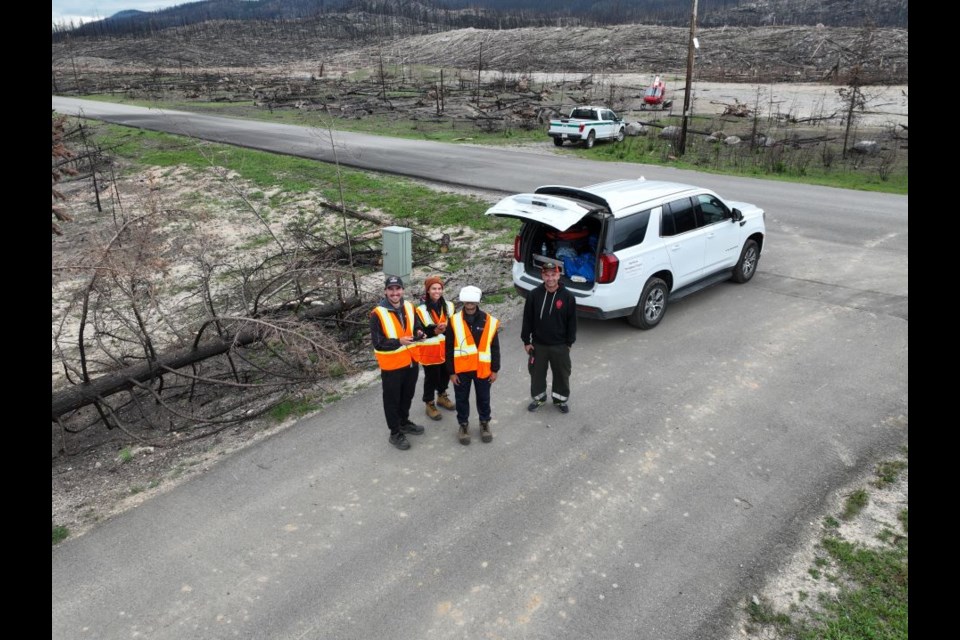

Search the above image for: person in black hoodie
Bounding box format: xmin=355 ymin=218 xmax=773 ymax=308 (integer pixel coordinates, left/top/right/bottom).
xmin=521 ymin=261 xmax=577 ymax=414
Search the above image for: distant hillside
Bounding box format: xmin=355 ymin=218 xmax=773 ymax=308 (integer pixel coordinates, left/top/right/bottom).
xmin=53 ymin=0 xmax=908 ymax=38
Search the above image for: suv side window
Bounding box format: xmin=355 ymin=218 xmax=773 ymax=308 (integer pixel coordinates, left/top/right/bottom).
xmin=662 ymin=197 xmax=697 ymax=236
xmin=695 ymin=194 xmax=729 ymax=226
xmin=612 ymin=210 xmax=651 ymax=251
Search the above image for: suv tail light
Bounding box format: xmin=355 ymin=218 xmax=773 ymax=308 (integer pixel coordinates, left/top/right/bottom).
xmin=513 ymin=234 xmax=521 ymax=262
xmin=579 ymin=123 xmax=585 ymax=133
xmin=596 ymin=253 xmax=619 ymax=284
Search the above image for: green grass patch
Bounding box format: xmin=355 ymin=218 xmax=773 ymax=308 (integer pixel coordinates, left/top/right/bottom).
xmin=238 ymin=234 xmax=276 ymax=250
xmin=747 ymin=600 xmax=792 ymax=626
xmin=117 ymin=447 xmax=133 ymax=464
xmin=269 ymin=397 xmax=319 ymax=422
xmin=52 ymin=525 xmax=70 ymax=545
xmin=812 ymin=536 xmax=908 ymax=638
xmin=842 ymin=488 xmax=869 ymax=520
xmin=874 ymin=459 xmax=907 ymax=488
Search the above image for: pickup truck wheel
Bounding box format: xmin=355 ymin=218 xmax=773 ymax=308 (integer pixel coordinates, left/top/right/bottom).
xmin=584 ymin=131 xmax=595 ymax=149
xmin=731 ymin=239 xmax=760 ymax=283
xmin=615 ymin=127 xmax=625 ymax=142
xmin=627 ymin=277 xmax=668 ymax=329
xmin=553 ymin=137 xmax=564 ymax=147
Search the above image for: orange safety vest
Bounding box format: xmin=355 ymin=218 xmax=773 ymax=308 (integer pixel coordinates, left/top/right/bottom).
xmin=415 ymin=300 xmax=455 ymax=365
xmin=450 ymin=311 xmax=499 ymax=379
xmin=372 ymin=301 xmax=420 ymax=370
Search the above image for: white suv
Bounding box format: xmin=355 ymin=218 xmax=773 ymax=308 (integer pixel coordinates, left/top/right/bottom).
xmin=485 ymin=178 xmax=766 ymax=329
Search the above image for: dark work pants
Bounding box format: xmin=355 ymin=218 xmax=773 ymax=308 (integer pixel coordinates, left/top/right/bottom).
xmin=381 ymin=364 xmax=419 ymax=434
xmin=452 ymin=371 xmax=492 ymax=424
xmin=421 ymin=363 xmax=450 ymax=402
xmin=529 ymin=342 xmax=572 ymax=403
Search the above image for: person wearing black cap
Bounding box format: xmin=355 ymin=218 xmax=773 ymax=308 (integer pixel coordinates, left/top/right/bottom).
xmin=521 ymin=261 xmax=578 ymax=414
xmin=370 ymin=275 xmax=434 ymax=450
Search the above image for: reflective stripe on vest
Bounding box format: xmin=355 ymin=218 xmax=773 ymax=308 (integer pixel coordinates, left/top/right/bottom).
xmin=450 ymin=312 xmax=499 ymax=379
xmin=372 ymin=302 xmax=419 ymax=370
xmin=416 ymin=300 xmax=454 ymax=365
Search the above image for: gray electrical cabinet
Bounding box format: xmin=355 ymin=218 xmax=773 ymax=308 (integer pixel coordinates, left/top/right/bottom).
xmin=382 ymin=226 xmax=412 ymax=282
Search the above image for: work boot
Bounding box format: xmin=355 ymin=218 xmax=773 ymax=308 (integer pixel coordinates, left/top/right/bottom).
xmin=436 ymin=392 xmax=456 ymax=411
xmin=527 ymin=398 xmax=545 ymax=412
xmin=458 ymin=422 xmax=471 ymax=445
xmin=480 ymin=420 xmax=493 ymax=443
xmin=425 ymin=401 xmax=442 ymax=421
xmin=398 ymin=420 xmax=424 ymax=435
xmin=389 ymin=432 xmax=411 ymax=450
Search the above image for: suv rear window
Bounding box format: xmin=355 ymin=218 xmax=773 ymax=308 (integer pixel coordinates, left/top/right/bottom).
xmin=612 ymin=210 xmax=651 ymax=250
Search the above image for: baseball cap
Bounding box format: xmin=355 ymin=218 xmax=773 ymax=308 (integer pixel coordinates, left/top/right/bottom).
xmin=459 ymin=285 xmax=482 ymax=302
xmin=385 ymin=275 xmax=404 ymax=288
xmin=541 ymin=261 xmax=559 ymax=272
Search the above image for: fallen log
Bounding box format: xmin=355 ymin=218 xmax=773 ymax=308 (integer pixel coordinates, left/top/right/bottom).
xmin=51 ymin=296 xmax=363 ymax=420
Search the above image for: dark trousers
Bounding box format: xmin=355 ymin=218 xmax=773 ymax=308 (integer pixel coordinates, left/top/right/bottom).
xmin=529 ymin=342 xmax=572 ymax=403
xmin=421 ymin=363 xmax=450 ymax=402
xmin=452 ymin=371 xmax=492 ymax=423
xmin=381 ymin=364 xmax=419 ymax=434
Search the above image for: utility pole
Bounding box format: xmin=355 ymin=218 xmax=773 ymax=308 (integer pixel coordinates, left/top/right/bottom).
xmin=678 ymin=0 xmax=699 ymax=155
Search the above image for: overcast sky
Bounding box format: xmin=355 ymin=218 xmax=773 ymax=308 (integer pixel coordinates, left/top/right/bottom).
xmin=52 ymin=1 xmax=190 ymax=25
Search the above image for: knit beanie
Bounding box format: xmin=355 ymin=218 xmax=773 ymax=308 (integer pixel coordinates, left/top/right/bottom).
xmin=424 ymin=276 xmax=444 ymax=292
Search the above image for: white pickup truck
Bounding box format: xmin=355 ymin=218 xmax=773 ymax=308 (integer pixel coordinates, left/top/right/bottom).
xmin=547 ymin=106 xmax=626 ymax=148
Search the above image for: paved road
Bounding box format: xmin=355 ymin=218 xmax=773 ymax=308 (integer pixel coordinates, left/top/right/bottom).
xmin=51 ymin=97 xmax=908 ymax=640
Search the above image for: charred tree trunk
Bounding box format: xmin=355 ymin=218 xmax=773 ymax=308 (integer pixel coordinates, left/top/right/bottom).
xmin=51 ymin=296 xmax=363 ymax=419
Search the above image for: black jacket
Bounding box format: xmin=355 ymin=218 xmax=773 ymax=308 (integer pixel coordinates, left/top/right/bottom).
xmin=521 ymin=284 xmax=577 ymax=347
xmin=444 ymin=308 xmax=501 ymax=375
xmin=418 ymin=296 xmax=453 ymax=336
xmin=369 ymin=298 xmax=427 ymax=353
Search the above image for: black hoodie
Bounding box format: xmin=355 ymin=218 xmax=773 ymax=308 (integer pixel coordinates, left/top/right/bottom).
xmin=521 ymin=284 xmax=577 ymax=347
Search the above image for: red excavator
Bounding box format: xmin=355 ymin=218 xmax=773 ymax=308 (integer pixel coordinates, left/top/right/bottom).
xmin=640 ymin=75 xmax=673 ymax=110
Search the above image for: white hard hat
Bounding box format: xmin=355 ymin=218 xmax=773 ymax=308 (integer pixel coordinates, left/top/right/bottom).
xmin=459 ymin=285 xmax=482 ymax=303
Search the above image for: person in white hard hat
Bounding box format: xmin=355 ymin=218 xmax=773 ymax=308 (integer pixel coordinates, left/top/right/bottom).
xmin=444 ymin=285 xmax=500 ymax=445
